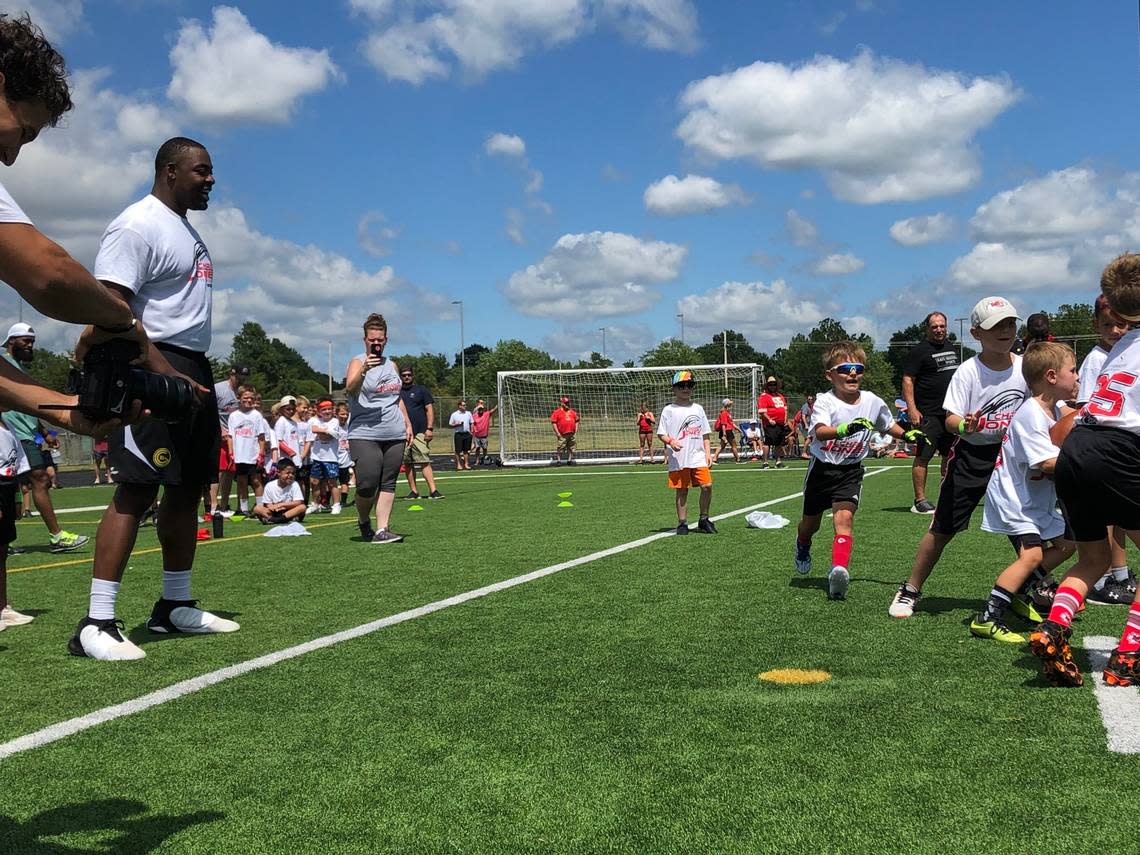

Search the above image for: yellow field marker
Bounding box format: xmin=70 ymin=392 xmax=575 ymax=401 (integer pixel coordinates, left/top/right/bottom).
xmin=757 ymin=668 xmax=832 ymax=685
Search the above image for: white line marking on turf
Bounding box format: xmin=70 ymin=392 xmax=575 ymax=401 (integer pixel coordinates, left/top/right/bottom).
xmin=1084 ymin=635 xmax=1140 ymax=754
xmin=0 ymin=468 xmax=893 ymax=761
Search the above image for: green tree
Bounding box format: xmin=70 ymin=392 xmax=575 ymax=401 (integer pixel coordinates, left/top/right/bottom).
xmin=229 ymin=321 xmax=334 ymax=402
xmin=694 ymin=330 xmax=766 ymax=367
xmin=24 ymin=348 xmax=73 ymax=393
xmin=640 ymin=338 xmax=700 ymax=367
xmin=1046 ymin=301 xmax=1096 ymax=362
xmin=576 ymin=351 xmax=613 ymax=368
xmin=467 ymin=339 xmax=559 ymax=397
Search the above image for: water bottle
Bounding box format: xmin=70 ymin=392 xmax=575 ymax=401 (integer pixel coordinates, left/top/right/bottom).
xmin=212 ymin=512 xmax=224 ymax=539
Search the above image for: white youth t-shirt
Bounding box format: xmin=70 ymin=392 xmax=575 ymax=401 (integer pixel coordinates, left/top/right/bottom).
xmin=656 ymin=402 xmax=711 ymax=471
xmin=1076 ymin=345 xmax=1109 ymax=406
xmin=943 ymin=354 xmax=1028 ymax=446
xmin=0 ymin=180 xmax=32 ymax=225
xmin=337 ymin=422 xmax=352 ymax=467
xmin=274 ymin=416 xmax=302 ymax=466
xmin=263 ymin=479 xmax=303 ymax=505
xmin=94 ymin=194 xmax=213 ymax=352
xmin=227 ymin=409 xmax=264 ymax=464
xmin=0 ymin=423 xmax=29 ymax=479
xmin=981 ymin=400 xmax=1065 ymax=539
xmin=308 ymin=416 xmax=341 ymax=463
xmin=808 ymin=391 xmax=893 ymax=466
xmin=1079 ymin=329 xmax=1140 ymax=434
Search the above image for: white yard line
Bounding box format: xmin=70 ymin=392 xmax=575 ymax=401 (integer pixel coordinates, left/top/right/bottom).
xmin=1084 ymin=635 xmax=1140 ymax=754
xmin=0 ymin=467 xmax=892 ymax=761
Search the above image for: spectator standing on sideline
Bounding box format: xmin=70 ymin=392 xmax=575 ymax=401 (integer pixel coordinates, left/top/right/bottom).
xmin=901 ymin=312 xmax=960 ymax=514
xmin=307 ymin=398 xmax=342 ymax=515
xmin=91 ymin=435 xmax=111 ymax=485
xmin=1011 ymin=311 xmax=1053 ymax=355
xmin=211 ymin=364 xmax=249 ymax=516
xmin=2 ymin=324 xmax=88 ymax=552
xmin=636 ymin=402 xmax=656 ymax=464
xmin=550 ymin=396 xmax=580 ymax=465
xmin=793 ymin=392 xmax=816 ymax=459
xmin=449 ymin=400 xmax=474 ymax=471
xmin=757 ymin=376 xmax=789 ymax=468
xmin=470 ymin=399 xmax=498 ymax=466
xmin=399 ymin=366 xmax=442 ymax=499
xmin=713 ymin=399 xmax=740 ymax=463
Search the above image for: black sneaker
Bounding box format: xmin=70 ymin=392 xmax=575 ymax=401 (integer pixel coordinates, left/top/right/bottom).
xmin=68 ymin=616 xmax=145 ymax=660
xmin=269 ymin=512 xmax=288 ymax=525
xmin=428 ymin=490 xmax=444 ymax=499
xmin=697 ymin=517 xmax=718 ymax=534
xmin=146 ymin=598 xmax=239 ymax=634
xmin=676 ymin=522 xmax=689 ymax=536
xmin=358 ymin=520 xmax=376 ymax=541
xmin=1087 ymin=580 xmax=1131 ymax=606
xmin=7 ymin=545 xmax=25 ymax=556
xmin=911 ymin=500 xmax=936 ymax=515
xmin=567 ymin=460 xmax=577 ymax=466
xmin=401 ymin=492 xmax=420 ymax=500
xmin=371 ymin=528 xmax=404 ymax=544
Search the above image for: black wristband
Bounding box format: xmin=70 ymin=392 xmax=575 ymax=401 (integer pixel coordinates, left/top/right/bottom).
xmin=95 ymin=317 xmax=137 ymax=335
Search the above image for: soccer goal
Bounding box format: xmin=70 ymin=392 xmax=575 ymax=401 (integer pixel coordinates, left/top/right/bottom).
xmin=496 ymin=363 xmax=762 ymax=466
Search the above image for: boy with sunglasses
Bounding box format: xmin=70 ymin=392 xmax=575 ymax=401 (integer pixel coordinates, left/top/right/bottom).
xmin=657 ymin=370 xmax=716 ymax=535
xmin=890 ymin=297 xmax=1028 ymax=618
xmin=795 ymin=343 xmax=925 ymax=599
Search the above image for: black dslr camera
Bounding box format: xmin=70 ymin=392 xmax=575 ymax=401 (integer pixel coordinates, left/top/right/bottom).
xmin=66 ymin=340 xmax=195 ymax=422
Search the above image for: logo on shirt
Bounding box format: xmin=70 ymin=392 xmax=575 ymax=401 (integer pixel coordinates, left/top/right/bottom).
xmin=152 ymin=447 xmax=172 ymax=468
xmin=677 ymin=414 xmax=704 ymax=440
xmin=190 ymin=242 xmax=213 ymax=288
xmin=975 ymin=389 xmax=1027 ymax=433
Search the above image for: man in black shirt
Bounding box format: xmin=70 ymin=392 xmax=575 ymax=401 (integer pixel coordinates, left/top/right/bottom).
xmin=398 ymin=366 xmax=442 ymax=500
xmin=902 ymin=312 xmax=960 ymax=514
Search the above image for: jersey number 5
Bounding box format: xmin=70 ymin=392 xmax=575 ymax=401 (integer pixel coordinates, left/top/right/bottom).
xmin=1085 ymin=371 xmax=1139 ymax=418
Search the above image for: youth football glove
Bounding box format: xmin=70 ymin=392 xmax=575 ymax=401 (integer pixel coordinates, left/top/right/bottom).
xmin=836 ymin=417 xmax=875 ymax=438
xmin=902 ymin=428 xmax=928 ymax=446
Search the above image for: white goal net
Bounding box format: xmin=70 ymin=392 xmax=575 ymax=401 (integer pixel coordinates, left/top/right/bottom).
xmin=496 ymin=363 xmax=762 ymax=466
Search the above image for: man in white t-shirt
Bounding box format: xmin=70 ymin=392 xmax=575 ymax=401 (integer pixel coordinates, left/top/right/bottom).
xmin=69 ymin=137 xmax=239 ymax=662
xmin=656 ymin=370 xmax=716 ymax=535
xmin=449 ymin=401 xmax=474 ymax=471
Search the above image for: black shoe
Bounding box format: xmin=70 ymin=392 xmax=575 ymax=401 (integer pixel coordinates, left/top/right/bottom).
xmin=1087 ymin=581 xmax=1132 ymax=606
xmin=7 ymin=545 xmax=25 ymax=556
xmin=139 ymin=508 xmax=157 ymax=527
xmin=371 ymin=528 xmax=405 ymax=544
xmin=429 ymin=490 xmax=444 ymax=499
xmin=358 ymin=520 xmax=376 ymax=541
xmin=567 ymin=459 xmax=577 ymax=466
xmin=400 ymin=492 xmax=420 ymax=500
xmin=676 ymin=522 xmax=689 ymax=536
xmin=697 ymin=517 xmax=718 ymax=534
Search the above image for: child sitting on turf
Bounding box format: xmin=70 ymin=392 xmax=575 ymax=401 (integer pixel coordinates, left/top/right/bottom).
xmin=970 ymin=342 xmax=1078 ymax=642
xmin=251 ymin=459 xmax=307 ymax=525
xmin=795 ymin=342 xmax=925 ymax=600
xmin=656 ymin=369 xmax=716 ymax=535
xmin=308 ymin=398 xmax=342 ymax=515
xmin=227 ymin=387 xmax=270 ymax=518
xmin=1032 ymin=253 xmax=1140 ymax=687
xmin=889 ymin=296 xmax=1028 ymax=618
xmin=0 ymin=417 xmax=30 ymax=630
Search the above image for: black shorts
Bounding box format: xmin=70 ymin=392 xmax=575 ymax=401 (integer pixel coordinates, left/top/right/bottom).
xmin=18 ymin=440 xmax=51 ymax=473
xmin=802 ymin=459 xmax=864 ymax=517
xmin=0 ymin=480 xmax=16 ymax=546
xmin=338 ymin=466 xmax=352 ymax=486
xmin=234 ymin=462 xmax=257 ymax=476
xmin=719 ymin=429 xmax=736 ymax=443
xmin=915 ymin=414 xmax=955 ymax=463
xmin=1007 ymin=529 xmax=1071 ymax=554
xmin=108 ymin=344 xmax=219 ymax=488
xmin=930 ymin=440 xmax=1001 ymax=535
xmin=764 ymin=423 xmax=789 ymax=446
xmin=454 ymin=432 xmax=472 ymax=454
xmin=1056 ymin=426 xmax=1140 ymax=542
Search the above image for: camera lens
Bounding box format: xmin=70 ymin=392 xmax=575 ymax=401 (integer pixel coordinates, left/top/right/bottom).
xmin=128 ymin=368 xmax=195 ymax=421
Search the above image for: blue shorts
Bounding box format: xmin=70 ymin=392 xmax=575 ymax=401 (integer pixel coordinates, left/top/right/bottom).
xmin=310 ymin=460 xmax=339 ymax=480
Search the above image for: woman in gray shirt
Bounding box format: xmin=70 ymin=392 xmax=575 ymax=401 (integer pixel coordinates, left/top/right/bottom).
xmin=346 ymin=313 xmax=413 ymax=543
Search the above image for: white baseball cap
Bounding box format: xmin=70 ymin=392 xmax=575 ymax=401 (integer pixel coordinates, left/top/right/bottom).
xmin=722 ymin=398 xmax=733 ymax=406
xmin=5 ymin=322 xmax=34 ymax=341
xmin=970 ymin=296 xmax=1020 ymax=330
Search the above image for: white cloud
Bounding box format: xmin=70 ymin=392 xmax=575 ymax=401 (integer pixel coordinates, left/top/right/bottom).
xmin=484 ymin=132 xmax=526 ymax=158
xmin=358 ymin=0 xmax=698 ymax=84
xmin=889 ymin=213 xmax=957 ymax=247
xmin=356 ymin=211 xmax=399 ymax=257
xmin=1 ymin=0 xmax=84 ymax=41
xmin=947 ymin=243 xmax=1081 ymax=292
xmin=675 ymin=279 xmax=827 ymax=351
xmin=540 ymin=322 xmax=654 ymax=364
xmin=168 ymin=6 xmax=341 ymax=124
xmin=504 ymin=231 xmax=687 ymax=319
xmin=810 ymin=252 xmax=865 ymax=275
xmin=643 ymin=173 xmax=750 ymax=216
xmin=676 ymin=50 xmax=1020 ymax=203
xmin=785 ymin=209 xmax=818 ymax=247
xmin=504 ymin=208 xmax=525 ymax=245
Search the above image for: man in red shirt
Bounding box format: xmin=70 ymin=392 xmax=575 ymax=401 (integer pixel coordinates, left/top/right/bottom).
xmin=470 ymin=398 xmax=498 ymax=466
xmin=550 ymin=396 xmax=580 ymax=465
xmin=757 ymin=376 xmax=789 ymax=469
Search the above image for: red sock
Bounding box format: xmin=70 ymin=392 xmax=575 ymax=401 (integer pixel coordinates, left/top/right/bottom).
xmin=1048 ymin=586 xmax=1084 ymax=628
xmin=1119 ymin=604 xmax=1140 ymax=653
xmin=832 ymin=534 xmax=852 ymax=570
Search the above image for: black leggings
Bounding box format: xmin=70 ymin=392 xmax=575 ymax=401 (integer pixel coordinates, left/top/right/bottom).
xmin=349 ymin=439 xmax=406 ymax=498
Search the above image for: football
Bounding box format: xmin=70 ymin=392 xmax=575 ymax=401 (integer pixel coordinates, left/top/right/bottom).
xmin=1050 ymin=409 xmax=1079 ymax=448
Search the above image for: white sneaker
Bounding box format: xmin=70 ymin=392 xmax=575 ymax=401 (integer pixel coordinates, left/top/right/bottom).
xmin=68 ymin=617 xmax=146 ymax=660
xmin=219 ymin=510 xmax=235 ymax=518
xmin=307 ymin=504 xmax=320 ymax=515
xmin=827 ymin=566 xmax=849 ymax=600
xmin=889 ymin=583 xmax=921 ymax=618
xmin=1 ymin=605 xmax=34 ymax=626
xmin=147 ymin=598 xmax=240 ymax=634
xmin=330 ymin=503 xmax=342 ymax=515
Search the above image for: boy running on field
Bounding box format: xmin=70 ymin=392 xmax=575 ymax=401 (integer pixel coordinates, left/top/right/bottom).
xmin=657 ymin=370 xmax=716 ymax=535
xmin=969 ymin=342 xmax=1078 ymax=643
xmin=1075 ymin=294 xmax=1136 ymax=605
xmin=1032 ymin=253 xmax=1140 ymax=687
xmin=795 ymin=343 xmax=925 ymax=600
xmin=889 ymin=297 xmax=1029 ymax=618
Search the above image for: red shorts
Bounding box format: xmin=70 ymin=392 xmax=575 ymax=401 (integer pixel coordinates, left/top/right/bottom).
xmin=218 ymin=443 xmax=236 ymax=473
xmin=667 ymin=467 xmax=712 ymax=489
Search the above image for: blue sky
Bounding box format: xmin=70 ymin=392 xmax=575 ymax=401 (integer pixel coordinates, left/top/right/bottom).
xmin=1 ymin=0 xmax=1137 ymax=374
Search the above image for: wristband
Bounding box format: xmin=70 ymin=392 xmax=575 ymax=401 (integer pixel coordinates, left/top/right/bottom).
xmin=95 ymin=317 xmax=138 ymax=335
xmin=957 ymin=419 xmax=967 ymax=435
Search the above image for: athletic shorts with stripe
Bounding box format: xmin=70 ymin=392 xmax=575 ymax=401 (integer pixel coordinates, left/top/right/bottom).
xmin=108 ymin=344 xmax=220 ymax=488
xmin=802 ymin=459 xmax=863 ymax=517
xmin=929 ymin=439 xmax=1000 ymax=535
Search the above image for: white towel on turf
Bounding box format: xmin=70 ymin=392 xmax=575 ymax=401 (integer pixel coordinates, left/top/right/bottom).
xmin=746 ymin=511 xmax=790 ymax=529
xmin=263 ymin=522 xmax=311 ymax=537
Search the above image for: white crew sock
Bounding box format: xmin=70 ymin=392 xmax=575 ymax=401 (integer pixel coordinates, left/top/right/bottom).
xmin=162 ymin=570 xmax=192 ymax=602
xmin=89 ymin=579 xmax=120 ymax=620
xmin=1112 ymin=566 xmax=1132 ymax=583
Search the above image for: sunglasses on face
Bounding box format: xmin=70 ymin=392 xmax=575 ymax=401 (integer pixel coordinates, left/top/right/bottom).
xmin=674 ymin=381 xmax=695 ymax=389
xmin=831 ymin=363 xmax=865 ymax=375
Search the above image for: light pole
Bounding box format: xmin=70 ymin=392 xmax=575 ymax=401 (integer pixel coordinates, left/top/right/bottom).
xmin=327 ymin=340 xmax=333 ymax=394
xmin=599 ymin=327 xmax=606 ymax=359
xmin=676 ymin=313 xmax=685 ymax=345
xmin=452 ymin=300 xmax=466 ymax=401
xmin=955 ymin=316 xmax=969 ymax=361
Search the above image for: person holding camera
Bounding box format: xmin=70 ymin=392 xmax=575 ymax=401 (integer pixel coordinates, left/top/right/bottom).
xmin=68 ymin=137 xmax=234 ymax=662
xmin=346 ymin=313 xmax=413 ymax=544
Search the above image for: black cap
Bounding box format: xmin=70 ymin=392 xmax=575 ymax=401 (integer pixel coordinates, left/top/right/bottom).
xmin=232 ymin=365 xmax=251 ymax=377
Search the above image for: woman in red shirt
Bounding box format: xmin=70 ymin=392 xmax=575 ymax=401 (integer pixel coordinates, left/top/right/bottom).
xmin=712 ymin=399 xmax=740 ymax=463
xmin=636 ymin=402 xmax=656 ymax=463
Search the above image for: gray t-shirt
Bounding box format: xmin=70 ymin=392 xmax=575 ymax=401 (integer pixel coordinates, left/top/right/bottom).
xmin=347 ymin=354 xmax=405 ymax=441
xmin=215 ymin=380 xmax=238 ymax=431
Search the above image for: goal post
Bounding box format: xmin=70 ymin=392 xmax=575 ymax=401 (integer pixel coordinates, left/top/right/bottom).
xmin=496 ymin=363 xmax=762 ymax=466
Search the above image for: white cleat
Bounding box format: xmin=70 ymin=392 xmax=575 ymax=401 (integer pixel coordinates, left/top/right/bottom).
xmin=1 ymin=605 xmax=34 ymax=626
xmin=68 ymin=617 xmax=146 ymax=660
xmin=888 ymin=583 xmax=921 ymax=618
xmin=147 ymin=599 xmax=240 ymax=634
xmin=330 ymin=503 xmax=342 ymax=515
xmin=828 ymin=566 xmax=850 ymax=600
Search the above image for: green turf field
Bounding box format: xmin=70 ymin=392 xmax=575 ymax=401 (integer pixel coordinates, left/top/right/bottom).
xmin=1 ymin=463 xmax=1138 ymax=853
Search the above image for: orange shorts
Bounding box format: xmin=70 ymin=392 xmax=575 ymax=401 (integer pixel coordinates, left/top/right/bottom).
xmin=667 ymin=466 xmax=712 ymax=489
